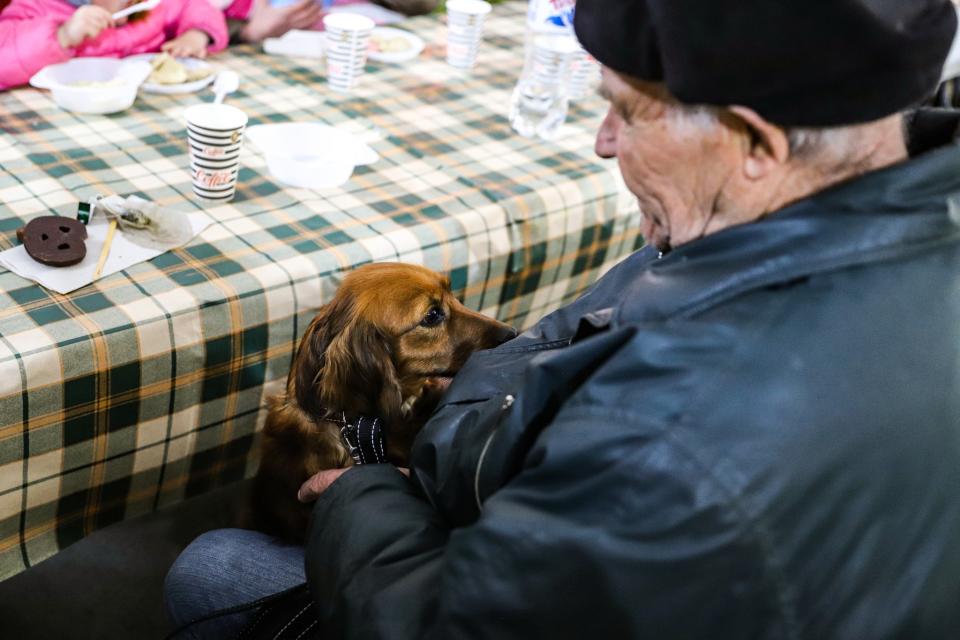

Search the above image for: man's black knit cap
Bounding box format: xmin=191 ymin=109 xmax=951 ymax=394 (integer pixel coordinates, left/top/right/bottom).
xmin=574 ymin=0 xmax=958 ymax=126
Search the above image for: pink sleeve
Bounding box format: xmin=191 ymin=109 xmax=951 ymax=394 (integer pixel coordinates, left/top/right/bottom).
xmin=0 ymin=14 xmax=72 ymax=91
xmin=171 ymin=0 xmax=229 ymax=53
xmin=224 ymin=0 xmax=254 ymax=21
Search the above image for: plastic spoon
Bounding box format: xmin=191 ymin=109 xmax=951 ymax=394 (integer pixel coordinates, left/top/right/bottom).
xmin=112 ymin=0 xmax=161 ymax=21
xmin=212 ymin=70 xmax=240 ymax=104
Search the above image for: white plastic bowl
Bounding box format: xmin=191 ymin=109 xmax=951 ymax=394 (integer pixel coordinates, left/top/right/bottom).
xmin=265 ymin=151 xmax=355 ymax=189
xmin=246 ymin=123 xmax=379 ymax=189
xmin=30 ymin=57 xmax=151 ymax=115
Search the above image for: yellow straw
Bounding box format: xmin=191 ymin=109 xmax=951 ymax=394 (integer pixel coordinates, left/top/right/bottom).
xmin=92 ymin=219 xmax=118 ymax=281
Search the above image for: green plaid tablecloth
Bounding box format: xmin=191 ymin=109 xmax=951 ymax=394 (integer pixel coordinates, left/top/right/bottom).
xmin=0 ymin=1 xmax=641 ymax=580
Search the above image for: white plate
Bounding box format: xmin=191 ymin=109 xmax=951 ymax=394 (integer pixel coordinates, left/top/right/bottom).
xmin=367 ymin=27 xmax=424 ymax=63
xmin=127 ymin=54 xmax=217 ymax=94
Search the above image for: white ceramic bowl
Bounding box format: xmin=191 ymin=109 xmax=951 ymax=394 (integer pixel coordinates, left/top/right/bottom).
xmin=30 ymin=58 xmax=151 ymax=115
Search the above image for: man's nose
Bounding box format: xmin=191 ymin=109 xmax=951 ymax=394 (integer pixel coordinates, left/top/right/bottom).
xmin=595 ymin=110 xmax=618 ymax=158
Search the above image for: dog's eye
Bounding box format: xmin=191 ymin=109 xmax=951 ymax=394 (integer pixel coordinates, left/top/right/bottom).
xmin=420 ymin=307 xmax=445 ymax=327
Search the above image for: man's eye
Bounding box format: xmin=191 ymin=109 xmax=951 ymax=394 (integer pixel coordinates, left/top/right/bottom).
xmin=420 ymin=307 xmax=445 ymax=327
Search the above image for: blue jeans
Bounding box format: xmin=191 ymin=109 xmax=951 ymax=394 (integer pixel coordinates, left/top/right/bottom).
xmin=164 ymin=529 xmax=306 ymax=639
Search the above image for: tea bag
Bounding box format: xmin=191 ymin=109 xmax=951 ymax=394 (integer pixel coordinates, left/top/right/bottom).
xmin=95 ymin=194 xmax=194 ymax=251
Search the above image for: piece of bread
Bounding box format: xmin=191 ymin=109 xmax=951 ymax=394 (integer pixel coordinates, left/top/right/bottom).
xmin=149 ymin=53 xmax=188 ymax=84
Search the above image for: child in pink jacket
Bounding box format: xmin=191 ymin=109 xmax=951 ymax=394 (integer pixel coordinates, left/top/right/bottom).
xmin=0 ymin=0 xmax=229 ymax=90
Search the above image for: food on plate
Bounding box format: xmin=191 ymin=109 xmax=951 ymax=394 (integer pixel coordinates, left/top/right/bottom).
xmin=186 ymin=67 xmax=213 ymax=82
xmin=148 ymin=53 xmax=213 ymax=85
xmin=16 ymin=216 xmax=88 ymax=267
xmin=149 ymin=53 xmax=188 ymax=84
xmin=370 ymin=35 xmax=411 ymax=53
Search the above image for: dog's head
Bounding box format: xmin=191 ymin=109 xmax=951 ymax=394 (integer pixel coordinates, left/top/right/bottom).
xmin=290 ymin=263 xmax=516 ymax=461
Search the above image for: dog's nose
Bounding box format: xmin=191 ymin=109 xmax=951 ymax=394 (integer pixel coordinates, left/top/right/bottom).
xmin=495 ymin=324 xmax=518 ymax=345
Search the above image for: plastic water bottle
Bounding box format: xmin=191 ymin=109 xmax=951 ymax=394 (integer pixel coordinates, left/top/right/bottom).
xmin=521 ymin=0 xmax=576 ymax=73
xmin=566 ymin=47 xmax=601 ymax=99
xmin=509 ymin=0 xmax=586 ymax=139
xmin=509 ymin=34 xmax=579 ymax=139
xmin=525 ymin=0 xmax=576 ymax=40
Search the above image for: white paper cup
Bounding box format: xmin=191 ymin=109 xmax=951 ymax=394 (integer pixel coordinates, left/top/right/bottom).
xmin=445 ymin=0 xmax=491 ymax=69
xmin=323 ymin=12 xmax=375 ymax=32
xmin=191 ymin=166 xmax=239 ymax=178
xmin=185 ymin=104 xmax=247 ymax=129
xmin=184 ymin=103 xmax=247 ymax=201
xmin=323 ymin=13 xmax=375 ymax=91
xmin=191 ymin=166 xmax=241 ymax=201
xmin=189 ymin=141 xmax=242 ymax=160
xmin=446 ymin=0 xmax=491 ymax=20
xmin=326 ymin=51 xmax=367 ymax=65
xmin=326 ymin=62 xmax=367 ymax=91
xmin=191 ymin=155 xmax=240 ymax=170
xmin=188 ymin=124 xmax=243 ymax=140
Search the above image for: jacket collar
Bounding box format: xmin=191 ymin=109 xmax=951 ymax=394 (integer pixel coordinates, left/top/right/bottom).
xmin=617 ymin=110 xmax=960 ymax=324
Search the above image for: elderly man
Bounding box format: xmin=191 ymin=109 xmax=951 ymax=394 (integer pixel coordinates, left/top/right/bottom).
xmin=165 ymin=0 xmax=960 ymax=637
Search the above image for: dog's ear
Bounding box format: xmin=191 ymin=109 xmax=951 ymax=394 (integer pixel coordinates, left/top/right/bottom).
xmin=292 ymin=295 xmax=403 ymax=423
xmin=291 ymin=295 xmax=354 ymax=417
xmin=319 ymin=318 xmax=404 ymax=425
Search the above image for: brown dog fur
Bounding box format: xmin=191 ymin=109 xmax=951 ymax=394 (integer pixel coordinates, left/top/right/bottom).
xmin=248 ymin=263 xmax=516 ymax=541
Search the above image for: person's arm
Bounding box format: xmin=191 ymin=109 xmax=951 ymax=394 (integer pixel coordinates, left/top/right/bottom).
xmin=373 ymin=0 xmax=439 ymax=17
xmin=305 ymin=406 xmax=777 ymax=639
xmin=168 ymin=0 xmax=229 ymax=53
xmin=0 ymin=16 xmax=67 ymax=90
xmin=235 ymin=0 xmax=323 ymax=44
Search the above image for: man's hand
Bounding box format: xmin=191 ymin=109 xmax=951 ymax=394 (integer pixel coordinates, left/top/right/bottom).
xmin=298 ymin=468 xmax=350 ymax=503
xmin=297 ymin=467 xmax=410 ymax=503
xmin=57 ymin=6 xmax=114 ymax=50
xmin=161 ymin=29 xmax=211 ymax=59
xmin=239 ymin=0 xmax=324 ymax=44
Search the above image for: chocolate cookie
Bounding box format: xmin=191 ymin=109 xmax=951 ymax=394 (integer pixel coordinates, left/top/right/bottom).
xmin=16 ymin=216 xmax=88 ymax=267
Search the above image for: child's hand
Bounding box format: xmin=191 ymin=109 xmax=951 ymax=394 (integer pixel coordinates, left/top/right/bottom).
xmin=240 ymin=0 xmax=324 ymax=44
xmin=161 ymin=29 xmax=211 ymax=59
xmin=57 ymin=5 xmax=115 ymax=49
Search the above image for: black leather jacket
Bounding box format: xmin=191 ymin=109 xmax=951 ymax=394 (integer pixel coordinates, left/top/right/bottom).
xmin=305 ymin=112 xmax=960 ymax=639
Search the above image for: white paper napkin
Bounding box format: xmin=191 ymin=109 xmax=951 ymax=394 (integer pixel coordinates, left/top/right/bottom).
xmin=0 ymin=211 xmax=214 ymax=294
xmin=263 ymin=30 xmax=326 ymax=59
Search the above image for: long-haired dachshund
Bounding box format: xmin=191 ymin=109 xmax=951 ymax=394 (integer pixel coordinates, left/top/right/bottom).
xmin=248 ymin=262 xmax=516 ymax=540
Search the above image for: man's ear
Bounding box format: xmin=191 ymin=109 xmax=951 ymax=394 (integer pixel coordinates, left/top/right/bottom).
xmin=728 ymin=105 xmax=791 ymax=180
